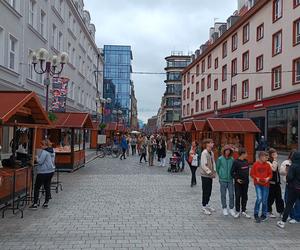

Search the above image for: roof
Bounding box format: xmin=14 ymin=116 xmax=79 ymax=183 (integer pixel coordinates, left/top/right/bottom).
xmin=174 ymin=123 xmax=183 ymax=132
xmin=183 ymin=121 xmax=194 ymax=132
xmin=92 ymin=121 xmax=100 ymax=130
xmin=0 ymin=91 xmax=50 ymax=126
xmin=207 ymin=118 xmax=260 ymax=133
xmin=163 ymin=127 xmax=171 ymax=133
xmin=53 ymin=112 xmax=93 ymax=129
xmin=193 ymin=120 xmax=206 ymax=131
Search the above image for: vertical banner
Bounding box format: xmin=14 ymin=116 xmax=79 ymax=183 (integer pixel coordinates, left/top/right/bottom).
xmin=52 ymin=77 xmax=69 ymax=112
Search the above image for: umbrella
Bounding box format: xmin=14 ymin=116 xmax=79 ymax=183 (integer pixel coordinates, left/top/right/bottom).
xmin=130 ymin=131 xmax=141 ymax=134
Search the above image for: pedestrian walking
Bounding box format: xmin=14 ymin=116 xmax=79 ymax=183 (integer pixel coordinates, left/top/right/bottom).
xmin=131 ymin=136 xmax=137 ymax=155
xmin=267 ymin=148 xmax=284 ymax=218
xmin=277 ymin=151 xmax=300 ymax=229
xmin=139 ymin=139 xmax=147 ymax=163
xmin=29 ymin=139 xmax=55 ymax=209
xmin=216 ymin=145 xmax=235 ymax=217
xmin=156 ymin=135 xmax=161 ymax=162
xmin=176 ymin=137 xmax=186 ymax=171
xmin=137 ymin=135 xmax=143 ymax=155
xmin=159 ymin=137 xmax=167 ymax=167
xmin=120 ymin=135 xmax=128 ymax=160
xmin=148 ymin=135 xmax=156 ymax=166
xmin=279 ymin=150 xmax=300 ymax=225
xmin=187 ymin=141 xmax=201 ymax=187
xmin=231 ymin=148 xmax=251 ymax=219
xmin=250 ymin=151 xmax=273 ymax=223
xmin=200 ymin=139 xmax=217 ymax=215
xmin=126 ymin=134 xmax=131 ymax=156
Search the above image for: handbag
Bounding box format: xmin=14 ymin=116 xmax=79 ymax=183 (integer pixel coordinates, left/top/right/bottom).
xmin=191 ymin=154 xmax=198 ymax=167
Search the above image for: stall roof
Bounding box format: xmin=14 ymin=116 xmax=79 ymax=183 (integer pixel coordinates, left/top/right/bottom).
xmin=207 ymin=118 xmax=260 ymax=133
xmin=183 ymin=121 xmax=194 ymax=132
xmin=53 ymin=112 xmax=93 ymax=129
xmin=174 ymin=123 xmax=183 ymax=132
xmin=0 ymin=91 xmax=50 ymax=126
xmin=193 ymin=120 xmax=206 ymax=131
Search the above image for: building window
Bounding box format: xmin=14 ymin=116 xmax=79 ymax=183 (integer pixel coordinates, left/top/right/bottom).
xmin=214 ymin=101 xmax=218 ymax=111
xmin=201 ymin=98 xmax=204 ymax=111
xmin=222 ymin=41 xmax=227 ymax=58
xmin=293 ymin=57 xmax=300 ymax=84
xmin=196 ymin=82 xmax=199 ymax=94
xmin=294 ymin=18 xmax=300 ymax=46
xmin=295 ymin=0 xmax=300 ymax=8
xmin=58 ymin=32 xmax=63 ymax=51
xmin=242 ymin=80 xmax=249 ymax=99
xmin=183 ymin=75 xmax=186 ymax=86
xmin=191 ymin=75 xmax=195 ymax=84
xmin=7 ymin=0 xmax=17 ymax=9
xmin=256 ymin=55 xmax=264 ymax=72
xmin=215 ymin=57 xmax=219 ymax=69
xmin=196 ymin=100 xmax=199 ymax=112
xmin=272 ymin=66 xmax=282 ymax=90
xmin=28 ymin=49 xmax=33 ymax=79
xmin=9 ymin=35 xmax=18 ymax=71
xmin=272 ymin=30 xmax=282 ymax=56
xmin=222 ymin=65 xmax=227 ymax=81
xmin=232 ymin=33 xmax=238 ymax=51
xmin=231 ymin=58 xmax=237 ymax=77
xmin=273 ymin=0 xmax=282 ymax=22
xmin=187 ymin=104 xmax=190 ymax=116
xmin=256 ymin=87 xmax=263 ymax=101
xmin=201 ymin=78 xmax=205 ymax=91
xmin=242 ymin=51 xmax=249 ymax=71
xmin=196 ymin=64 xmax=200 ymax=76
xmin=257 ymin=23 xmax=264 ymax=41
xmin=207 ymin=74 xmax=211 ymax=89
xmin=201 ymin=60 xmax=205 ymax=73
xmin=222 ymin=89 xmax=227 ymax=105
xmin=183 ymin=105 xmax=186 ymax=116
xmin=243 ymin=23 xmax=250 ymax=44
xmin=231 ymin=84 xmax=237 ymax=102
xmin=208 ymin=54 xmax=212 ymax=68
xmin=187 ymin=72 xmax=190 ymax=83
xmin=40 ymin=10 xmax=46 ymax=37
xmin=0 ymin=27 xmax=4 ymax=66
xmin=214 ymin=79 xmax=218 ymax=90
xmin=191 ymin=92 xmax=194 ymax=101
xmin=191 ymin=108 xmax=194 ymax=116
xmin=29 ymin=0 xmax=36 ymax=28
xmin=187 ymin=87 xmax=190 ymax=99
xmin=183 ymin=89 xmax=186 ymax=100
xmin=52 ymin=24 xmax=57 ymax=48
xmin=207 ymin=95 xmax=211 ymax=110
xmin=72 ymin=48 xmax=75 ymax=65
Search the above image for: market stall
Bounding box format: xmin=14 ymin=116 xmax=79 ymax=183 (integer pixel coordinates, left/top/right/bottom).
xmin=90 ymin=121 xmax=100 ymax=149
xmin=48 ymin=112 xmax=93 ymax=172
xmin=192 ymin=120 xmax=207 ymax=144
xmin=205 ymin=118 xmax=260 ymax=163
xmin=105 ymin=122 xmax=118 ymax=145
xmin=0 ymin=91 xmax=51 ymax=217
xmin=183 ymin=121 xmax=194 ymax=142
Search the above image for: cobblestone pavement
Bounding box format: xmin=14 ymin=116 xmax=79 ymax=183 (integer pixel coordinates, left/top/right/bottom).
xmin=1 ymin=153 xmax=300 ymax=250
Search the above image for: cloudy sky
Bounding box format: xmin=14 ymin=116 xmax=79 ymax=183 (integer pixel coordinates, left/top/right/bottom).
xmin=84 ymin=0 xmax=237 ymax=123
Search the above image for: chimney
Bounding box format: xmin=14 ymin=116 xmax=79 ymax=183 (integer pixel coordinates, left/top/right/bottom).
xmin=218 ymin=24 xmax=227 ymax=36
xmin=211 ymin=32 xmax=219 ymax=43
xmin=195 ymin=49 xmax=200 ymax=58
xmin=200 ymin=44 xmax=208 ymax=54
xmin=227 ymin=15 xmax=240 ymax=29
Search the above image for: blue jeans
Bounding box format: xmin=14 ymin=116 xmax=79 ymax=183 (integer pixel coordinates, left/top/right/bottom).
xmin=254 ymin=185 xmax=269 ymax=217
xmin=220 ymin=181 xmax=234 ymax=209
xmin=284 ymin=185 xmax=300 ymax=221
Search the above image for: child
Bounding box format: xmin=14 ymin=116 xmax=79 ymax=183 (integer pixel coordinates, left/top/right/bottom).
xmin=200 ymin=139 xmax=217 ymax=215
xmin=250 ymin=151 xmax=273 ymax=223
xmin=216 ymin=145 xmax=235 ymax=217
xmin=267 ymin=148 xmax=284 ymax=218
xmin=231 ymin=148 xmax=251 ymax=219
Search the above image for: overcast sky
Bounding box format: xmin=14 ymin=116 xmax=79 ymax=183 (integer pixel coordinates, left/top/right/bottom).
xmin=84 ymin=0 xmax=237 ymax=123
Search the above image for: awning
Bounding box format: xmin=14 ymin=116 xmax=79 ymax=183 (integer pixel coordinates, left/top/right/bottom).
xmin=193 ymin=120 xmax=206 ymax=131
xmin=53 ymin=112 xmax=93 ymax=129
xmin=174 ymin=123 xmax=183 ymax=132
xmin=162 ymin=127 xmax=172 ymax=133
xmin=0 ymin=91 xmax=50 ymax=126
xmin=207 ymin=118 xmax=260 ymax=133
xmin=183 ymin=121 xmax=194 ymax=132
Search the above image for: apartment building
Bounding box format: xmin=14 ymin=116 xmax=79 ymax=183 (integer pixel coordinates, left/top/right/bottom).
xmin=0 ymin=0 xmax=102 ymax=114
xmin=182 ymin=0 xmax=300 ymax=151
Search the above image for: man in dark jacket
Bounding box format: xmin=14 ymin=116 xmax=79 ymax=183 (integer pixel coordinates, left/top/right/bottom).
xmin=277 ymin=152 xmax=300 ymax=228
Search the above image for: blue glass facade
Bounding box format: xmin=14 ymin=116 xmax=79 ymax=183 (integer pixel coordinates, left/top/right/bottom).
xmin=103 ymin=45 xmax=133 ymax=126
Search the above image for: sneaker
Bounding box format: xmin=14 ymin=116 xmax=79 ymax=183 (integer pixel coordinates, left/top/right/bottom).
xmin=277 ymin=221 xmax=285 ymax=229
xmin=206 ymin=205 xmax=216 ymax=212
xmin=202 ymin=207 xmax=212 ymax=215
xmin=254 ymin=214 xmax=261 ymax=223
xmin=42 ymin=203 xmax=48 ymax=208
xmin=261 ymin=215 xmax=268 ymax=222
xmin=229 ymin=209 xmax=236 ymax=217
xmin=29 ymin=204 xmax=38 ymax=210
xmin=269 ymin=212 xmax=276 ymax=218
xmin=223 ymin=208 xmax=229 ymax=216
xmin=234 ymin=212 xmax=241 ymax=218
xmin=289 ymin=219 xmax=299 ymax=224
xmin=241 ymin=212 xmax=251 ymax=219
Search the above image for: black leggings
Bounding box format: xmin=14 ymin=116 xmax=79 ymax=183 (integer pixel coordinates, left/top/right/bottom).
xmin=201 ymin=176 xmax=213 ymax=207
xmin=189 ymin=164 xmax=197 ymax=185
xmin=282 ymin=188 xmax=300 ymax=222
xmin=235 ymin=182 xmax=249 ymax=212
xmin=120 ymin=148 xmax=126 ymax=159
xmin=140 ymin=153 xmax=147 ymax=162
xmin=33 ymin=172 xmax=54 ymax=204
xmin=268 ymin=183 xmax=284 ymax=214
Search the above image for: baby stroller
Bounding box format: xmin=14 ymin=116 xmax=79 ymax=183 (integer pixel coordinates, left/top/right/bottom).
xmin=168 ymin=151 xmax=181 ymax=173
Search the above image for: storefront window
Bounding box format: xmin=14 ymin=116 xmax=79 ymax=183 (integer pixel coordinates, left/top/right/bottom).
xmin=268 ymin=107 xmax=298 ymax=151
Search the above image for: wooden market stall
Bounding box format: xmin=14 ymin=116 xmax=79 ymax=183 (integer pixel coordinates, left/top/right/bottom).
xmin=183 ymin=121 xmax=194 ymax=142
xmin=90 ymin=121 xmax=100 ymax=149
xmin=0 ymin=91 xmax=51 ymax=217
xmin=205 ymin=118 xmax=260 ymax=163
xmin=48 ymin=112 xmax=93 ymax=172
xmin=105 ymin=122 xmax=118 ymax=145
xmin=173 ymin=123 xmax=184 ymax=137
xmin=191 ymin=120 xmax=207 ymax=144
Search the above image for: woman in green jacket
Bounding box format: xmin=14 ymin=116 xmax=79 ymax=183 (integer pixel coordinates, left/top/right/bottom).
xmin=187 ymin=141 xmax=201 ymax=187
xmin=216 ymin=145 xmax=235 ymax=216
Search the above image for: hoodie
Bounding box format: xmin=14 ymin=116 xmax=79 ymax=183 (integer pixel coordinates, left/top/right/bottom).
xmin=250 ymin=161 xmax=273 ymax=187
xmin=287 ymin=152 xmax=300 ymax=190
xmin=216 ymin=156 xmax=234 ymax=182
xmin=36 ymin=148 xmax=55 ymax=174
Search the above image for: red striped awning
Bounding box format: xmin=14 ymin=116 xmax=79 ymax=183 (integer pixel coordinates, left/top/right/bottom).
xmin=174 ymin=123 xmax=183 ymax=132
xmin=207 ymin=118 xmax=260 ymax=133
xmin=193 ymin=120 xmax=206 ymax=131
xmin=53 ymin=112 xmax=93 ymax=129
xmin=183 ymin=121 xmax=194 ymax=132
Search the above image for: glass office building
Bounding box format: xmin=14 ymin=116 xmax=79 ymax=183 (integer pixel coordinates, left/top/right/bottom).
xmin=103 ymin=45 xmax=133 ymax=126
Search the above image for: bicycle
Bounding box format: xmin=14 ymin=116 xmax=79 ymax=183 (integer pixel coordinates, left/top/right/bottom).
xmin=96 ymin=145 xmax=121 ymax=158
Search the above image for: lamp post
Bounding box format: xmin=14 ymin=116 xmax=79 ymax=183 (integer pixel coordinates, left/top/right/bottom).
xmin=29 ymin=48 xmax=69 ymax=111
xmin=112 ymin=109 xmax=123 ymax=128
xmin=99 ymin=97 xmax=112 ymax=123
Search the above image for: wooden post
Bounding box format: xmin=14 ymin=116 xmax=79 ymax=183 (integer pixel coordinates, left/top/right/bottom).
xmin=31 ymin=127 xmax=37 ymax=166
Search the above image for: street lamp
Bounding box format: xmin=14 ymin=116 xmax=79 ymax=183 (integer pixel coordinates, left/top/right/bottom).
xmin=112 ymin=109 xmax=123 ymax=125
xmin=99 ymin=97 xmax=112 ymax=123
xmin=29 ymin=48 xmax=69 ymax=111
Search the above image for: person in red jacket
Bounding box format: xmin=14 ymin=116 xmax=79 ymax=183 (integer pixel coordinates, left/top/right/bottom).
xmin=250 ymin=151 xmax=273 ymax=223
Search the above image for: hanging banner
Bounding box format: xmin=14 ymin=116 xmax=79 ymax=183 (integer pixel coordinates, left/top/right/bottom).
xmin=52 ymin=77 xmax=69 ymax=112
